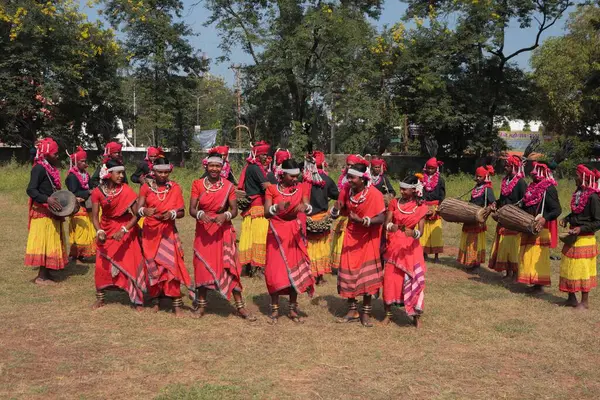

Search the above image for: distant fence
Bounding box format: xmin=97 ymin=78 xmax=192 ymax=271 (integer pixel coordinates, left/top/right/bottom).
xmin=0 ymin=146 xmax=483 ymax=175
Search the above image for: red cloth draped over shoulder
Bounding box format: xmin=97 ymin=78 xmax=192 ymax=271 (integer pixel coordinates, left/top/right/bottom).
xmin=191 ymin=178 xmax=242 ymax=299
xmin=264 ymin=183 xmax=315 ymax=296
xmin=91 ymin=184 xmax=146 ymax=304
xmin=140 ymin=182 xmax=191 ymax=289
xmin=338 ymin=185 xmax=385 ymax=298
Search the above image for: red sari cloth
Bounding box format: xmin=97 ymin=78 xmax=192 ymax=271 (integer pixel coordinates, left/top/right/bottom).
xmin=264 ymin=183 xmax=315 ymax=296
xmin=191 ymin=178 xmax=243 ymax=300
xmin=383 ymin=199 xmax=428 ymax=315
xmin=337 ymin=185 xmax=385 ymax=298
xmin=91 ymin=184 xmax=147 ymax=305
xmin=140 ymin=182 xmax=192 ymax=298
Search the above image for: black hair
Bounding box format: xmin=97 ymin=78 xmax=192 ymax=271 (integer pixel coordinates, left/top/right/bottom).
xmin=281 ymin=159 xmax=299 ymax=171
xmin=154 ymin=156 xmax=170 ymax=166
xmin=352 ymin=163 xmax=367 ymax=173
xmin=402 ymin=175 xmax=419 ymax=185
xmin=105 ymin=159 xmax=123 ymax=169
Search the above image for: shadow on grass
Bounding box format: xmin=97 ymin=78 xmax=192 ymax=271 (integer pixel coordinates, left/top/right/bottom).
xmin=433 ymin=255 xmax=565 ymax=304
xmin=53 ymin=262 xmax=90 ymax=282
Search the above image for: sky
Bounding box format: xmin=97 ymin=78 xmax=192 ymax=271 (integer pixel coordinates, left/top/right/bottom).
xmin=82 ymin=0 xmax=571 ymax=86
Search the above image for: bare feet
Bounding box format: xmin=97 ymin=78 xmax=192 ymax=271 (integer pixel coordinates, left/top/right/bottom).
xmin=34 ymin=277 xmax=57 ymax=286
xmin=433 ymin=256 xmax=440 ymax=263
xmin=337 ymin=309 xmax=360 ymax=323
xmin=413 ymin=315 xmax=422 ymax=328
xmin=576 ymin=303 xmax=589 ymax=310
xmin=92 ymin=300 xmax=105 ymax=310
xmin=134 ymin=305 xmax=144 ymax=312
xmin=562 ymin=299 xmax=578 ymax=308
xmin=173 ymin=306 xmax=185 ymax=318
xmin=360 ymin=312 xmax=373 ymax=328
xmin=288 ymin=308 xmax=304 ymax=324
xmin=381 ymin=316 xmax=392 ymax=326
xmin=237 ymin=307 xmax=257 ymax=321
xmin=191 ymin=307 xmax=205 ymax=319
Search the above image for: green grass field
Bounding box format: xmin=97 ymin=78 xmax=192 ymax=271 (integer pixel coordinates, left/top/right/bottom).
xmin=1 ymin=162 xmax=599 ymax=399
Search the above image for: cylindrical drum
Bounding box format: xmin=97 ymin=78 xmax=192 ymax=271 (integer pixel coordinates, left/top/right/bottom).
xmin=437 ymin=198 xmax=487 ymax=224
xmin=496 ymin=204 xmax=538 ymax=235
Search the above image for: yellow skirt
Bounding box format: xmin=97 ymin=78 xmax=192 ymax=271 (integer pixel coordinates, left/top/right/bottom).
xmin=517 ymin=229 xmax=551 ymax=286
xmin=25 ymin=216 xmax=67 ymax=270
xmin=488 ymin=227 xmax=520 ymax=272
xmin=330 ymin=216 xmax=348 ymax=270
xmin=420 ymin=218 xmax=444 ymax=254
xmin=308 ymin=232 xmax=331 ymax=276
xmin=559 ymin=235 xmax=598 ymax=293
xmin=457 ymin=226 xmax=486 ymax=267
xmin=238 ymin=206 xmax=268 ymax=268
xmin=69 ymin=209 xmax=96 ymax=259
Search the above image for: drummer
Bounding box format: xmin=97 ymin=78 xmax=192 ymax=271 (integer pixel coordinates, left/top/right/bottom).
xmin=304 ymin=151 xmax=339 ymax=285
xmin=558 ymin=165 xmax=600 ymax=309
xmin=66 ymin=146 xmax=96 ymax=261
xmin=370 ymin=157 xmax=396 ymax=199
xmin=420 ymin=157 xmax=446 ymax=263
xmin=25 ymin=138 xmax=67 ymax=284
xmin=488 ymin=155 xmax=527 ymax=280
xmin=517 ymin=161 xmax=561 ymax=294
xmin=90 ymin=141 xmax=128 ymax=189
xmin=457 ymin=166 xmax=495 ymax=271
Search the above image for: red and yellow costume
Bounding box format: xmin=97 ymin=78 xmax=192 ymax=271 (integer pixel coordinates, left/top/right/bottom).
xmin=383 ymin=199 xmax=429 ymax=315
xmin=25 ymin=138 xmax=67 ymax=270
xmin=420 ymin=158 xmax=445 ymax=254
xmin=264 ymin=183 xmax=315 ymax=295
xmin=66 ymin=146 xmax=96 ymax=259
xmin=238 ymin=142 xmax=270 ymax=268
xmin=92 ymin=184 xmax=146 ymax=305
xmin=191 ymin=177 xmax=243 ymax=299
xmin=140 ymin=181 xmax=192 ymax=299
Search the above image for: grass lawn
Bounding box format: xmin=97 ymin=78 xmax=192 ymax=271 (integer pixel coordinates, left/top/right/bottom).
xmin=1 ymin=162 xmax=600 ymax=399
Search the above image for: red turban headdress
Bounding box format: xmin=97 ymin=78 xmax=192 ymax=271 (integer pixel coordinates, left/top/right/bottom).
xmin=346 ymin=154 xmax=363 ymax=165
xmin=476 ymin=165 xmax=495 ymax=181
xmin=312 ymin=151 xmax=326 ymax=168
xmin=36 ymin=138 xmax=59 ymax=158
xmin=104 ymin=141 xmax=122 ymax=156
xmin=146 ymin=146 xmax=163 ymax=158
xmin=252 ymin=141 xmax=270 ymax=156
xmin=577 ymin=164 xmax=594 ymax=187
xmin=425 ymin=157 xmax=443 ymax=169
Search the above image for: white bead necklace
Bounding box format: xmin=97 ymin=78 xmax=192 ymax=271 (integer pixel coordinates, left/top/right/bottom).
xmin=203 ymin=177 xmax=224 ymax=192
xmin=277 ymin=183 xmax=297 ymax=197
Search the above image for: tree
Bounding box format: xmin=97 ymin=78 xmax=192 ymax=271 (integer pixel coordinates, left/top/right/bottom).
xmin=0 ymin=0 xmax=125 ymax=149
xmin=532 ymin=4 xmax=600 ymax=136
xmin=402 ymin=0 xmax=572 ymax=151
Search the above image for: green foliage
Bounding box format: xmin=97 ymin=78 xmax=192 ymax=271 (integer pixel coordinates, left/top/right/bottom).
xmin=532 ymin=4 xmax=600 ymax=136
xmin=539 ymin=135 xmax=591 ymax=176
xmin=0 ymin=0 xmax=126 ymax=148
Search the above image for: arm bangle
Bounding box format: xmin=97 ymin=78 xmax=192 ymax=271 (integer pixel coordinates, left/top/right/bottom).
xmin=305 ymin=204 xmax=313 ymax=215
xmin=269 ymin=205 xmax=278 ymax=216
xmin=224 ymin=211 xmax=232 ymax=221
xmin=196 ymin=210 xmax=205 ymax=220
xmin=362 ymin=216 xmax=371 ymax=227
xmin=170 ymin=210 xmax=177 ymax=220
xmin=330 ymin=207 xmax=340 ymax=217
xmin=96 ymin=229 xmax=106 ymax=238
xmin=120 ymin=226 xmax=129 ymax=233
xmin=413 ymin=229 xmax=421 ymax=239
xmin=386 ymin=222 xmax=394 ymax=231
xmin=138 ymin=207 xmax=145 ymax=217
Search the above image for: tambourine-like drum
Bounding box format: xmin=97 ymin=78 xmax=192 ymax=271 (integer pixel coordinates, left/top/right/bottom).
xmin=49 ymin=190 xmax=79 ymax=217
xmin=437 ymin=198 xmax=487 ymax=224
xmin=307 ymin=214 xmax=332 ymax=234
xmin=496 ymin=204 xmax=538 ymax=235
xmin=235 ymin=189 xmax=251 ymax=211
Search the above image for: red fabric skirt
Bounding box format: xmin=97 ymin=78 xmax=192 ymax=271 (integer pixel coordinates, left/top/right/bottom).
xmin=193 ymin=221 xmax=242 ymax=300
xmin=265 ymin=218 xmax=315 ymax=296
xmin=95 ymin=216 xmax=147 ymax=305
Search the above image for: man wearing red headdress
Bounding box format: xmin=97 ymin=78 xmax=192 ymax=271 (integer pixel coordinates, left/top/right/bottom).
xmin=370 ymin=157 xmax=396 ymax=199
xmin=457 ymin=166 xmax=496 ymax=270
xmin=90 ymin=141 xmax=128 ymax=189
xmin=330 ymin=154 xmax=363 ymax=273
xmin=131 ymin=146 xmax=163 ymax=185
xmin=488 ymin=155 xmax=527 ymax=279
xmin=25 ymin=138 xmax=67 ymax=284
xmin=518 ymin=161 xmax=561 ymax=293
xmin=267 ymin=148 xmax=292 ymax=184
xmin=304 ymin=151 xmax=339 ymax=284
xmin=238 ymin=141 xmax=271 ymax=276
xmin=66 ymin=146 xmax=96 ymax=260
xmin=419 ymin=157 xmax=446 ymax=262
xmin=558 ymin=165 xmax=600 ymax=309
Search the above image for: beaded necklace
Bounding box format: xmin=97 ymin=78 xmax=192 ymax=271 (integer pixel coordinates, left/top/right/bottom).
xmin=149 ymin=181 xmax=171 ymax=202
xmin=397 ymin=199 xmax=418 ymax=214
xmin=277 ymin=183 xmax=298 ymax=197
xmin=203 ymin=177 xmax=224 ymax=192
xmin=349 ymin=186 xmax=369 ymax=205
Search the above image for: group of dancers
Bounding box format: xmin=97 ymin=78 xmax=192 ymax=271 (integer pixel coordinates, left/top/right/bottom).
xmin=455 ymin=157 xmax=600 ymax=309
xmin=23 ymin=139 xmax=600 ymax=331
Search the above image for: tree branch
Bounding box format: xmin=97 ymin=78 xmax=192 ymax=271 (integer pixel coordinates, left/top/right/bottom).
xmin=222 ymin=3 xmax=260 ymax=65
